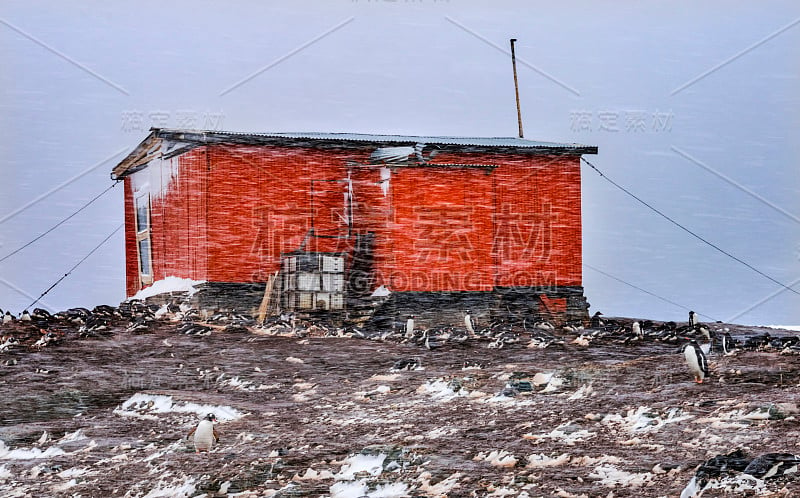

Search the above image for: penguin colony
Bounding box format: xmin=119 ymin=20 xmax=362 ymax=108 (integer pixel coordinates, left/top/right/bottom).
xmin=1 ymin=304 xmax=797 ymax=374
xmin=1 ymin=298 xmax=799 ymax=496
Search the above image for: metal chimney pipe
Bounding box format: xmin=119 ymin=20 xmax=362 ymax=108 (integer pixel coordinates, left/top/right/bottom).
xmin=510 ymin=38 xmax=524 ymax=138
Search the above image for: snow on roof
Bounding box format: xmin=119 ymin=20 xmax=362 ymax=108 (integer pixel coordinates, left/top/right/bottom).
xmin=112 ymin=128 xmax=597 ymax=178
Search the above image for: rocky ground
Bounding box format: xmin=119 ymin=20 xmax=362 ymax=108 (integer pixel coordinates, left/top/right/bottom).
xmin=0 ymin=309 xmax=799 ymax=497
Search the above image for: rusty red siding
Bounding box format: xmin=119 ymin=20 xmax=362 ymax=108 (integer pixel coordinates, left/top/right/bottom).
xmin=388 ymin=166 xmax=495 ymax=292
xmin=123 ymin=141 xmax=585 ymax=299
xmin=492 ymin=154 xmax=583 ymax=288
xmin=123 ymin=180 xmax=139 ymax=296
xmin=204 ymin=145 xmax=356 ymax=283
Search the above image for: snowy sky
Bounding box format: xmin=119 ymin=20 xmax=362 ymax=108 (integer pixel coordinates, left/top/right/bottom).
xmin=1 ymin=1 xmax=798 ymax=325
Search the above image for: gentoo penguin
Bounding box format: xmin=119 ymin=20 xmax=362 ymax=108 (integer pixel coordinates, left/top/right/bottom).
xmin=680 ymin=449 xmax=751 ymax=498
xmin=391 ymin=358 xmax=419 ymax=371
xmin=590 ymin=311 xmax=605 ymax=329
xmin=20 ymin=310 xmax=31 ymax=322
xmin=187 ymin=413 xmax=219 ymax=453
xmin=631 ymin=321 xmax=642 ymax=337
xmin=464 ymin=310 xmax=476 ymax=336
xmin=3 ymin=311 xmax=13 ymax=324
xmin=405 ymin=315 xmax=415 ymax=338
xmin=743 ymin=453 xmax=800 ymax=479
xmin=696 ymin=325 xmax=713 ymax=354
xmin=721 ymin=332 xmax=735 ymax=355
xmin=688 ymin=310 xmax=698 ymax=327
xmin=422 ymin=329 xmax=442 ymax=350
xmin=683 ymin=339 xmax=710 ymax=383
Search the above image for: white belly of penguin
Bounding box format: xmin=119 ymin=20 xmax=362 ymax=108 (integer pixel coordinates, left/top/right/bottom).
xmin=193 ymin=420 xmax=215 ymax=450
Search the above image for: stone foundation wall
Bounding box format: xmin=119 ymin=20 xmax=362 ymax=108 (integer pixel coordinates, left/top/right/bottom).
xmin=134 ymin=282 xmax=589 ymax=329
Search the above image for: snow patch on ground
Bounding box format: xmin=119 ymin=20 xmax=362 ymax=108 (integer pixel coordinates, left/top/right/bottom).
xmin=50 ymin=479 xmax=78 ymax=492
xmin=330 ymin=480 xmax=408 ymax=498
xmin=416 ymin=471 xmax=462 ymax=495
xmin=355 ymin=385 xmax=392 ymax=399
xmin=335 ymin=453 xmax=386 ymax=480
xmin=293 ymin=467 xmax=336 ymax=481
xmin=330 ymin=453 xmax=409 ymax=497
xmin=139 ymin=476 xmax=197 ymax=497
xmin=523 ymin=423 xmax=595 ymax=445
xmin=330 ymin=480 xmax=369 ymax=498
xmin=416 ymin=379 xmax=467 ymax=401
xmin=366 ymin=482 xmax=409 ymax=497
xmin=474 ymin=450 xmax=518 ymax=467
xmin=114 ymin=392 xmax=244 ymax=421
xmin=526 ymin=453 xmax=571 ymax=468
xmin=567 ymin=384 xmax=594 ymax=400
xmin=59 ymin=429 xmax=87 ymax=442
xmin=129 ymin=276 xmax=205 ymax=301
xmin=58 ymin=467 xmax=88 ymax=478
xmin=220 ymin=376 xmax=258 ymax=391
xmin=0 ymin=440 xmax=66 ymax=460
xmin=588 ymin=464 xmax=652 ymax=487
xmin=602 ymin=406 xmax=692 ymax=433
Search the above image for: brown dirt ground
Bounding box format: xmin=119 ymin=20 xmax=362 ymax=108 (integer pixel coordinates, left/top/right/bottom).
xmin=1 ymin=318 xmax=799 ymax=497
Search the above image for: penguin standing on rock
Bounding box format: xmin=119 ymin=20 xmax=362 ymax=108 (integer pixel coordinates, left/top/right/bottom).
xmin=464 ymin=310 xmax=476 ymax=336
xmin=720 ymin=332 xmax=735 ymax=355
xmin=187 ymin=413 xmax=219 ymax=453
xmin=405 ymin=315 xmax=415 ymax=338
xmin=682 ymin=339 xmax=710 ymax=383
xmin=590 ymin=311 xmax=605 ymax=329
xmin=689 ymin=311 xmax=698 ymax=327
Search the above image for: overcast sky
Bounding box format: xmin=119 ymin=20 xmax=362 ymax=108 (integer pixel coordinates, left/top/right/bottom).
xmin=1 ymin=1 xmax=798 ymax=325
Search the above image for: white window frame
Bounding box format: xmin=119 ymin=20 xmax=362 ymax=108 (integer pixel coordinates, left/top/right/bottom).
xmin=134 ymin=193 xmax=153 ymax=286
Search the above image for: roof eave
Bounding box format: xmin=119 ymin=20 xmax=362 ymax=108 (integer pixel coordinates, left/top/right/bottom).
xmin=111 ymin=130 xmax=162 ymax=179
xmin=112 ymin=128 xmax=597 ymax=178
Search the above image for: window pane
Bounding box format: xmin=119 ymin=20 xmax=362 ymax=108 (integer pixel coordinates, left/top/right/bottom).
xmin=138 ymin=238 xmax=151 ymax=275
xmin=136 ymin=196 xmax=149 ymax=233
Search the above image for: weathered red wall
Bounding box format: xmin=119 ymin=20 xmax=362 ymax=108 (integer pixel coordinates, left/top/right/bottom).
xmin=491 ymin=154 xmax=583 ymax=288
xmin=204 ymin=145 xmax=363 ymax=283
xmin=123 ymin=180 xmax=140 ymax=296
xmin=151 ymin=150 xmax=209 ymax=282
xmin=388 ymin=166 xmax=495 ymax=291
xmin=124 ymin=144 xmax=582 ymax=295
xmin=145 ymin=149 xmax=209 ymax=283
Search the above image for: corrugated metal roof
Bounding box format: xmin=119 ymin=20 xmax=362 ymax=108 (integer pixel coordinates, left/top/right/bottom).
xmin=112 ymin=128 xmax=597 ymax=178
xmin=155 ymin=128 xmax=593 ymax=149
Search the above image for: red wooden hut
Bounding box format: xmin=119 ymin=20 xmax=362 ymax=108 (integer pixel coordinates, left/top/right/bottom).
xmin=113 ymin=129 xmax=597 ymax=325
